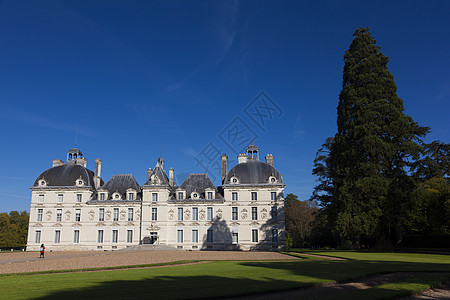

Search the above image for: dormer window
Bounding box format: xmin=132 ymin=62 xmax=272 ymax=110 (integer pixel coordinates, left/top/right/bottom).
xmin=191 ymin=192 xmax=199 ymax=199
xmin=126 ymin=188 xmax=137 ymax=201
xmin=230 ymin=176 xmax=239 ymax=184
xmin=269 ymin=176 xmax=277 ymax=184
xmin=112 ymin=192 xmax=121 ymax=200
xmin=100 ymin=193 xmax=105 ymax=201
xmin=205 ymin=189 xmax=215 ymax=200
xmin=128 ymin=193 xmax=134 ymax=200
xmin=207 ymin=192 xmax=213 ymax=199
xmin=39 ymin=180 xmax=47 ymax=187
xmin=75 ymin=177 xmax=85 ymax=187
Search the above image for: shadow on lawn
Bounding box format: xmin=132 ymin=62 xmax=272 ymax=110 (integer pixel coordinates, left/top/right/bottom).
xmin=32 ymin=260 xmax=450 ymax=300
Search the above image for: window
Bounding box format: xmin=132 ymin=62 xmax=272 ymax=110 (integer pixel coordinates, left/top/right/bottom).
xmin=128 ymin=208 xmax=133 ymax=221
xmin=99 ymin=208 xmax=104 ymax=221
xmin=57 ymin=194 xmax=63 ymax=202
xmin=37 ymin=209 xmax=43 ymax=222
xmin=252 ymin=207 xmax=257 ymax=220
xmin=232 ymin=232 xmax=238 ymax=244
xmin=232 ymin=207 xmax=238 ymax=220
xmin=272 ymin=228 xmax=278 ymax=242
xmin=207 ymin=229 xmax=213 ymax=243
xmin=128 ymin=193 xmax=134 ymax=200
xmin=252 ymin=229 xmax=258 ymax=243
xmin=73 ymin=229 xmax=80 ymax=243
xmin=112 ymin=230 xmax=118 ymax=243
xmin=207 ymin=207 xmax=213 ymax=221
xmin=56 ymin=209 xmax=62 ymax=222
xmin=76 ymin=194 xmax=82 ymax=202
xmin=251 ymin=192 xmax=257 ymax=201
xmin=152 ymin=208 xmax=157 ymax=221
xmin=113 ymin=208 xmax=119 ymax=221
xmin=271 ymin=206 xmax=277 ymax=220
xmin=177 ymin=229 xmax=183 ymax=243
xmin=178 ymin=208 xmax=183 ymax=221
xmin=178 ymin=192 xmax=183 ymax=200
xmin=192 ymin=207 xmax=198 ymax=221
xmin=100 ymin=193 xmax=105 ymax=201
xmin=152 ymin=193 xmax=158 ymax=202
xmin=75 ymin=209 xmax=81 ymax=222
xmin=35 ymin=230 xmax=41 ymax=243
xmin=207 ymin=192 xmax=213 ymax=200
xmin=38 ymin=194 xmax=44 ymax=203
xmin=192 ymin=229 xmax=198 ymax=243
xmin=232 ymin=192 xmax=238 ymax=201
xmin=55 ymin=230 xmax=61 ymax=243
xmin=97 ymin=230 xmax=104 ymax=243
xmin=271 ymin=192 xmax=276 ymax=201
xmin=127 ymin=230 xmax=133 ymax=243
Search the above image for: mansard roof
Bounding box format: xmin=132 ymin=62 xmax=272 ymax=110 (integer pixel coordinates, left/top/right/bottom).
xmin=178 ymin=173 xmax=223 ymax=199
xmin=93 ymin=174 xmax=141 ymax=200
xmin=33 ymin=164 xmax=100 ymax=188
xmin=224 ymin=159 xmax=283 ymax=185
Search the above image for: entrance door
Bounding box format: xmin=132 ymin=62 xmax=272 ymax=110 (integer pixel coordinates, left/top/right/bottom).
xmin=150 ymin=232 xmax=158 ymax=244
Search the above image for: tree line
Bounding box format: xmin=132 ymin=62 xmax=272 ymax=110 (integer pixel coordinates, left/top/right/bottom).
xmin=0 ymin=211 xmax=29 ymax=249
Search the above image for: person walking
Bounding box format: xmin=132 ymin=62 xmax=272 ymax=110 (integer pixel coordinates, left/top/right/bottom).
xmin=40 ymin=244 xmax=45 ymax=258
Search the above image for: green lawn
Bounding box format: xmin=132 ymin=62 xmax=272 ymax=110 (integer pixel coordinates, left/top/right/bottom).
xmin=1 ymin=252 xmax=449 ymax=299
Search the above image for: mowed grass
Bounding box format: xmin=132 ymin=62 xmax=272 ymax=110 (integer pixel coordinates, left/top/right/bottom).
xmin=1 ymin=252 xmax=449 ymax=299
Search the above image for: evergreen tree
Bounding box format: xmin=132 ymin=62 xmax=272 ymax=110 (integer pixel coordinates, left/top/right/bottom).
xmin=314 ymin=28 xmax=428 ymax=248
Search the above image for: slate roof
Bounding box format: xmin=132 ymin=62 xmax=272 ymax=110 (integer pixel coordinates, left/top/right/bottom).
xmin=143 ymin=160 xmax=169 ymax=186
xmin=178 ymin=173 xmax=223 ymax=199
xmin=224 ymin=160 xmax=283 ymax=185
xmin=97 ymin=174 xmax=140 ymax=198
xmin=33 ymin=164 xmax=101 ymax=188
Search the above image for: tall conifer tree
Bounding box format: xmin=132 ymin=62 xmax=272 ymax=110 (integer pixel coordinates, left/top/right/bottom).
xmin=315 ymin=28 xmax=428 ymax=247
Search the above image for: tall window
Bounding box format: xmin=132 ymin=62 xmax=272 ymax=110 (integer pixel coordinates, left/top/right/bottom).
xmin=76 ymin=194 xmax=82 ymax=202
xmin=272 ymin=228 xmax=278 ymax=242
xmin=113 ymin=208 xmax=119 ymax=221
xmin=192 ymin=207 xmax=198 ymax=221
xmin=128 ymin=193 xmax=134 ymax=200
xmin=232 ymin=192 xmax=238 ymax=201
xmin=271 ymin=206 xmax=277 ymax=220
xmin=75 ymin=209 xmax=81 ymax=222
xmin=252 ymin=207 xmax=257 ymax=220
xmin=99 ymin=208 xmax=104 ymax=221
xmin=127 ymin=230 xmax=133 ymax=243
xmin=152 ymin=208 xmax=157 ymax=221
xmin=177 ymin=230 xmax=183 ymax=243
xmin=56 ymin=209 xmax=62 ymax=222
xmin=178 ymin=192 xmax=183 ymax=200
xmin=232 ymin=207 xmax=238 ymax=220
xmin=38 ymin=194 xmax=44 ymax=203
xmin=152 ymin=193 xmax=158 ymax=201
xmin=128 ymin=208 xmax=133 ymax=221
xmin=73 ymin=229 xmax=80 ymax=243
xmin=271 ymin=192 xmax=276 ymax=201
xmin=232 ymin=232 xmax=238 ymax=244
xmin=251 ymin=192 xmax=257 ymax=201
xmin=100 ymin=193 xmax=105 ymax=201
xmin=207 ymin=207 xmax=213 ymax=221
xmin=54 ymin=230 xmax=61 ymax=243
xmin=207 ymin=229 xmax=213 ymax=243
xmin=207 ymin=192 xmax=213 ymax=200
xmin=178 ymin=208 xmax=183 ymax=221
xmin=252 ymin=229 xmax=258 ymax=243
xmin=112 ymin=230 xmax=118 ymax=243
xmin=192 ymin=229 xmax=198 ymax=243
xmin=97 ymin=230 xmax=104 ymax=243
xmin=57 ymin=194 xmax=63 ymax=202
xmin=35 ymin=230 xmax=41 ymax=243
xmin=37 ymin=209 xmax=43 ymax=222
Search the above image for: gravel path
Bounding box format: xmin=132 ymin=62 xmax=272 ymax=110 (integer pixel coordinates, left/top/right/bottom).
xmin=0 ymin=250 xmax=296 ymax=274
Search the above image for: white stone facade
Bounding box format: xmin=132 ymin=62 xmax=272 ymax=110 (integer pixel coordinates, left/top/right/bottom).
xmin=27 ymin=144 xmax=286 ymax=251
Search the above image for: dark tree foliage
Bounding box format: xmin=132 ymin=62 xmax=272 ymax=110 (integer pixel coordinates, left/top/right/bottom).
xmin=284 ymin=193 xmax=318 ymax=247
xmin=313 ymin=28 xmax=429 ymax=248
xmin=0 ymin=211 xmax=29 ymax=249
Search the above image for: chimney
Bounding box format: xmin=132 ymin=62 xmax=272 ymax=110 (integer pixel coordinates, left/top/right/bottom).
xmin=94 ymin=158 xmax=102 ymax=188
xmin=169 ymin=168 xmax=174 ymax=186
xmin=52 ymin=159 xmax=63 ymax=167
xmin=265 ymin=154 xmax=274 ymax=167
xmin=238 ymin=153 xmax=247 ymax=164
xmin=147 ymin=168 xmax=152 ymax=179
xmin=76 ymin=157 xmax=87 ymax=168
xmin=221 ymin=154 xmax=228 ymax=183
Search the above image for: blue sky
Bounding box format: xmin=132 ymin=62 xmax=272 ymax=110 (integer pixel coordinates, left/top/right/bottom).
xmin=0 ymin=0 xmax=449 ymax=213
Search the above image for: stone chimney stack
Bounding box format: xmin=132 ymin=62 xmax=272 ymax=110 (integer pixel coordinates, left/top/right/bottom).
xmin=221 ymin=154 xmax=228 ymax=183
xmin=52 ymin=159 xmax=63 ymax=167
xmin=238 ymin=153 xmax=247 ymax=164
xmin=169 ymin=168 xmax=174 ymax=186
xmin=147 ymin=168 xmax=152 ymax=179
xmin=265 ymin=154 xmax=274 ymax=167
xmin=94 ymin=158 xmax=102 ymax=188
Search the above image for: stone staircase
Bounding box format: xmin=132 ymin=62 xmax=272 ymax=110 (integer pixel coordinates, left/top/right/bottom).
xmin=119 ymin=244 xmax=181 ymax=251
